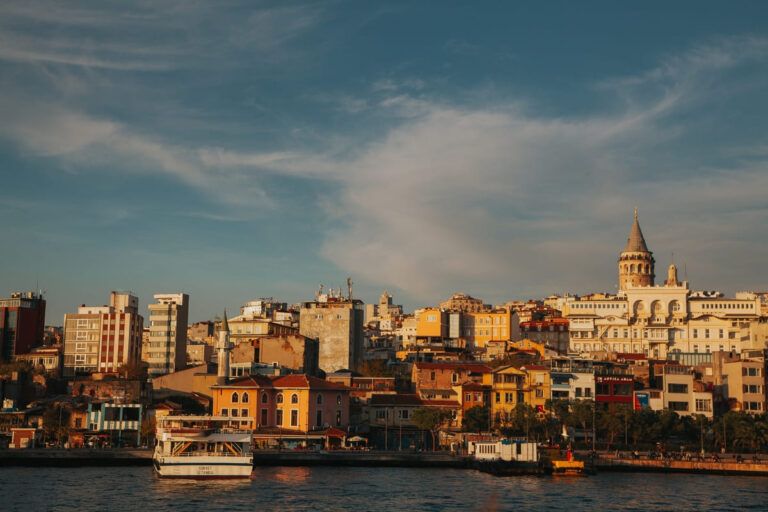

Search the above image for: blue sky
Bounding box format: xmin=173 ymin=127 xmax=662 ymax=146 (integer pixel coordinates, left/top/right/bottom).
xmin=1 ymin=1 xmax=768 ymax=323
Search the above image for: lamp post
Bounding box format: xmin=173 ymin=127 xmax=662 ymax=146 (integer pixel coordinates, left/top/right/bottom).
xmin=591 ymin=400 xmax=596 ymax=452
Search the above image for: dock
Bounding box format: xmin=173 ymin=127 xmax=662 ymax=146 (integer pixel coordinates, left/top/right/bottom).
xmin=595 ymin=456 xmax=768 ymax=476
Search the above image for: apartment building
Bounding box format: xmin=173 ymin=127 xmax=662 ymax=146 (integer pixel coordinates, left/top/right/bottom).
xmin=144 ymin=293 xmax=189 ymax=378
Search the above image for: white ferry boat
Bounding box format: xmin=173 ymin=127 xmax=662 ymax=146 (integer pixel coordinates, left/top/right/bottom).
xmin=153 ymin=415 xmax=253 ymax=479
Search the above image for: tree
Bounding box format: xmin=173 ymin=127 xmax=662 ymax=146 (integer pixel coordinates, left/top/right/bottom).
xmin=462 ymin=406 xmax=489 ymax=433
xmin=412 ymin=408 xmax=452 ymax=450
xmin=568 ymin=400 xmax=594 ymax=447
xmin=43 ymin=404 xmax=71 ymax=446
xmin=141 ymin=416 xmax=157 ymax=446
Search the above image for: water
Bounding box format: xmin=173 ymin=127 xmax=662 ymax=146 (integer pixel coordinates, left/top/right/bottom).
xmin=1 ymin=467 xmax=766 ymax=511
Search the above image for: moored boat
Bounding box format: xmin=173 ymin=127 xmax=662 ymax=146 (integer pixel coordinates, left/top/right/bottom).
xmin=153 ymin=415 xmax=253 ymax=479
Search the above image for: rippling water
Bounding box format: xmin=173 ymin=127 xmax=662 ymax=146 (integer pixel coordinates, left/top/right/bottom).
xmin=2 ymin=466 xmax=766 ymax=511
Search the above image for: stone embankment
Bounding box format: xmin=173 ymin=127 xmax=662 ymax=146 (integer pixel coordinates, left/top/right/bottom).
xmin=596 ymin=456 xmax=768 ymax=476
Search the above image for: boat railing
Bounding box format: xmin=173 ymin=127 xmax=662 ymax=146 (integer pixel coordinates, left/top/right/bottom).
xmin=170 ymin=450 xmax=251 ymax=457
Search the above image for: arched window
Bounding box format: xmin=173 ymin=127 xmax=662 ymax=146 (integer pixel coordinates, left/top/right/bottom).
xmin=316 ymin=394 xmax=323 ymax=405
xmin=231 ymin=392 xmax=239 ymax=403
xmin=630 ymin=264 xmax=636 ymax=273
xmin=336 ymin=394 xmax=342 ymax=406
xmin=261 ymin=392 xmax=268 ymax=403
xmin=276 ymin=393 xmax=284 ymax=404
xmin=242 ymin=392 xmax=249 ymax=403
xmin=291 ymin=393 xmax=299 ymax=404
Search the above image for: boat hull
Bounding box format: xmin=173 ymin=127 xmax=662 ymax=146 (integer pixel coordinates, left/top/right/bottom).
xmin=154 ymin=455 xmax=253 ymax=479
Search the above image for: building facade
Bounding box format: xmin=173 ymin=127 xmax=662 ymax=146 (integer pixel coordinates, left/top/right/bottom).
xmin=0 ymin=292 xmax=46 ymax=362
xmin=299 ymin=294 xmax=364 ymax=373
xmin=144 ymin=293 xmax=189 ymax=378
xmin=63 ymin=292 xmax=143 ymax=378
xmin=564 ymin=211 xmax=767 ymax=358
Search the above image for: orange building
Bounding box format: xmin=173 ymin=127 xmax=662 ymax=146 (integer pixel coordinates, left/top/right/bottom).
xmin=415 ymin=308 xmax=448 ymax=341
xmin=211 ymin=374 xmax=351 ymax=433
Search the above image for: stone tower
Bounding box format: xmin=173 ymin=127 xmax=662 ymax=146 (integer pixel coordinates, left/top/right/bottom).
xmin=216 ymin=310 xmax=232 ymax=385
xmin=618 ymin=208 xmax=655 ymax=291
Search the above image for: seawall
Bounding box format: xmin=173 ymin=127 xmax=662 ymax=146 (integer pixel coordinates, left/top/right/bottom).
xmin=596 ymin=457 xmax=768 ymax=476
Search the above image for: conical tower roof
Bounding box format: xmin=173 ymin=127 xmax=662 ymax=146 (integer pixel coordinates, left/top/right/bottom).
xmin=220 ymin=309 xmax=229 ymax=332
xmin=623 ymin=208 xmax=649 ymax=253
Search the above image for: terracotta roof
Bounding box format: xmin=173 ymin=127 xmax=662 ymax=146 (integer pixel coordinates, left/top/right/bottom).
xmin=272 ymin=374 xmax=350 ymax=391
xmin=616 ymin=353 xmax=647 ymax=361
xmin=461 ymin=382 xmax=489 ymax=391
xmin=522 ymin=364 xmax=549 ymax=371
xmin=421 ymin=399 xmax=461 ymax=408
xmin=414 ymin=362 xmax=492 ymax=373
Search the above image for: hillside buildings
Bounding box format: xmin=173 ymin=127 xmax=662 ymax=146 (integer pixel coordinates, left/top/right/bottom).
xmin=0 ymin=292 xmax=46 ymax=362
xmin=62 ymin=292 xmax=143 ymax=377
xmin=564 ymin=209 xmax=767 ymax=358
xmin=144 ymin=293 xmax=189 ymax=378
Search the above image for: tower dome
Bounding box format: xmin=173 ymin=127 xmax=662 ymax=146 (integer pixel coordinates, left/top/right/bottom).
xmin=618 ymin=208 xmax=655 ymax=291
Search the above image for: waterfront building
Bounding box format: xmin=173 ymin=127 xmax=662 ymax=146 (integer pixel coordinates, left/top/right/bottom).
xmin=62 ymin=292 xmax=143 ymax=378
xmin=564 ymin=210 xmax=767 ymax=358
xmin=299 ymin=290 xmax=364 ymax=373
xmin=660 ymin=365 xmax=714 ymax=418
xmin=719 ymin=358 xmax=765 ymax=414
xmin=489 ymin=365 xmax=527 ymax=426
xmin=211 ymin=374 xmax=351 ymax=436
xmin=144 ymin=293 xmax=189 ymax=378
xmin=594 ymin=363 xmax=634 ymax=407
xmin=0 ymin=291 xmax=46 ymax=362
xmin=549 ymin=357 xmax=595 ymax=401
xmin=520 ymin=364 xmax=551 ymax=412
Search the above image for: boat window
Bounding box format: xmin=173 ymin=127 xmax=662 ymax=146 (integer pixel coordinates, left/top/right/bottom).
xmin=291 ymin=393 xmax=299 ymax=404
xmin=242 ymin=393 xmax=249 ymax=403
xmin=232 ymin=392 xmax=239 ymax=403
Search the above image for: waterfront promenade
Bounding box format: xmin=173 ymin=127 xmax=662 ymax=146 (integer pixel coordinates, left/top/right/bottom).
xmin=4 ymin=448 xmax=768 ymax=476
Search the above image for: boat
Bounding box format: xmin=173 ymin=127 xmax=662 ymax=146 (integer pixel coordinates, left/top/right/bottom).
xmin=153 ymin=415 xmax=253 ymax=479
xmin=549 ymin=448 xmax=586 ymax=476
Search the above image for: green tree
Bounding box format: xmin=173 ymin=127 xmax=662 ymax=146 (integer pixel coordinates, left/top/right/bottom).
xmin=412 ymin=407 xmax=452 ymax=451
xmin=462 ymin=405 xmax=489 ymax=433
xmin=568 ymin=400 xmax=594 ymax=447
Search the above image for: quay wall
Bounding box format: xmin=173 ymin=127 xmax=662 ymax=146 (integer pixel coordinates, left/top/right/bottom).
xmin=596 ymin=457 xmax=768 ymax=476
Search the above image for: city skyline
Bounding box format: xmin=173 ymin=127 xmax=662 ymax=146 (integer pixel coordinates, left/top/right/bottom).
xmin=2 ymin=1 xmax=768 ymax=322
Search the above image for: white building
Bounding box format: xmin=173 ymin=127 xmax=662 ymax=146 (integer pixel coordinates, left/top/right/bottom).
xmin=144 ymin=293 xmax=189 ymax=378
xmin=564 ymin=211 xmax=767 ymax=358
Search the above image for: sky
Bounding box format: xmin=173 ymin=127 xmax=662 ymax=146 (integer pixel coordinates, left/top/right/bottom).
xmin=1 ymin=1 xmax=768 ymax=324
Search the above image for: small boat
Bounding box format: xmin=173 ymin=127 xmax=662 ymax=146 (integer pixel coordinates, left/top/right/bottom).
xmin=153 ymin=415 xmax=253 ymax=479
xmin=550 ymin=448 xmax=586 ymax=476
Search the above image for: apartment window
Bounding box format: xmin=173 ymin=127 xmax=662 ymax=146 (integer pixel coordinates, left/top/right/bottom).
xmin=337 ymin=394 xmax=342 ymax=406
xmin=290 ymin=410 xmax=298 ymax=427
xmin=336 ymin=410 xmax=342 ymax=426
xmin=705 ymin=329 xmax=710 ymax=339
xmin=376 ymin=410 xmax=386 ymax=420
xmin=242 ymin=393 xmax=249 ymax=403
xmin=276 ymin=409 xmax=283 ymax=426
xmin=451 ymin=373 xmax=458 ymax=384
xmin=535 ymin=389 xmax=544 ymax=398
xmin=231 ymin=392 xmax=239 ymax=403
xmin=221 ymin=408 xmax=228 ymax=416
xmin=317 ymin=394 xmax=323 ymax=405
xmin=316 ymin=410 xmax=323 ymax=427
xmin=291 ymin=393 xmax=299 ymax=404
xmin=584 ymin=388 xmax=592 ymax=398
xmin=495 ymin=392 xmax=501 ymax=403
xmin=260 ymin=409 xmax=268 ymax=425
xmin=695 ymin=399 xmax=712 ymax=412
xmin=276 ymin=393 xmax=284 ymax=404
xmin=693 ymin=329 xmax=698 ymax=339
xmin=668 ymin=383 xmax=688 ymax=394
xmin=575 ymin=388 xmax=583 ymax=398
xmin=241 ymin=408 xmax=248 ymax=417
xmin=669 ymin=401 xmax=689 ymax=412
xmin=232 ymin=408 xmax=239 ymax=417
xmin=430 ymin=371 xmax=436 ymax=381
xmin=261 ymin=392 xmax=268 ymax=404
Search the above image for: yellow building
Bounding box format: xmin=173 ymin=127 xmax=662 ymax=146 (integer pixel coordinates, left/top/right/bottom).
xmin=488 ymin=365 xmax=526 ymax=426
xmin=520 ymin=364 xmax=551 ymax=412
xmin=464 ymin=309 xmax=520 ymax=349
xmin=415 ymin=308 xmax=448 ymax=340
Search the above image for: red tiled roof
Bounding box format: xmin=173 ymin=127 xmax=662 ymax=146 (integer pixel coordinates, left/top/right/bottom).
xmin=616 ymin=353 xmax=647 ymax=361
xmin=461 ymin=382 xmax=489 ymax=391
xmin=421 ymin=399 xmax=461 ymax=408
xmin=213 ymin=374 xmax=349 ymax=391
xmin=522 ymin=364 xmax=549 ymax=371
xmin=414 ymin=362 xmax=492 ymax=373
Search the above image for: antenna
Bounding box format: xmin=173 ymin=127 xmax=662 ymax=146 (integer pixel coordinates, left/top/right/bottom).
xmin=347 ymin=277 xmax=353 ymax=301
